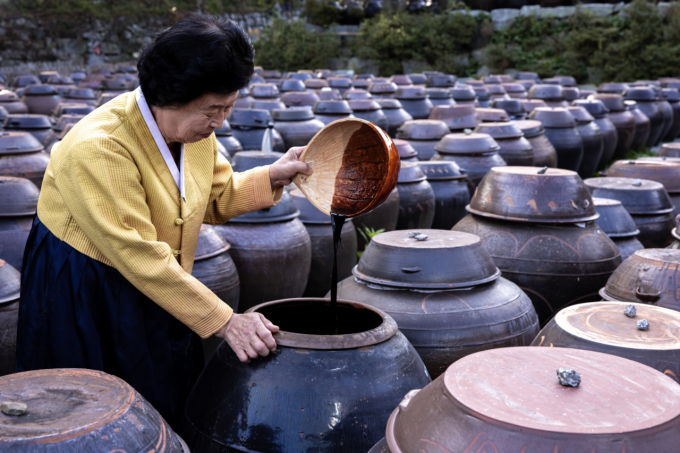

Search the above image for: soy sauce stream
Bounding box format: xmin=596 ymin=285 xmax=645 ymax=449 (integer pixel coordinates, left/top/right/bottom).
xmin=330 ymin=213 xmax=346 ymax=335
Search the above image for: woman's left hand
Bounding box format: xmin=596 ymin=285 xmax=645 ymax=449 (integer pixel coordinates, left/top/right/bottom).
xmin=269 ymin=147 xmax=313 ymax=190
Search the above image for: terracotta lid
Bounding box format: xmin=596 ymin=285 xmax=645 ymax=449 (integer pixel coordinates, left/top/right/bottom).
xmin=491 ymin=99 xmax=524 ymax=115
xmin=230 ymin=189 xmax=299 ymax=223
xmin=23 ymin=85 xmax=59 ymax=96
xmin=469 ymin=166 xmax=597 ymax=223
xmin=426 ymin=75 xmax=456 ymax=87
xmin=281 ymin=91 xmax=320 ymax=107
xmin=607 ymin=159 xmax=680 ymax=193
xmin=573 ymin=99 xmax=609 ymax=118
xmin=514 ymin=119 xmax=545 ymax=138
xmin=660 ymin=142 xmax=680 ymax=158
xmin=354 ymin=229 xmax=500 ymax=289
xmin=4 ymin=114 xmax=51 ymax=130
xmin=52 ymin=103 xmax=93 ymax=117
xmin=428 ymin=104 xmax=479 ymax=130
xmin=528 ymin=84 xmax=565 ymax=101
xmin=529 ymin=107 xmax=577 ymax=128
xmin=584 ymin=176 xmax=674 ymax=214
xmin=476 ymin=108 xmax=510 ymax=122
xmin=408 ymin=74 xmax=427 ymax=84
xmin=566 ymin=106 xmax=595 ymax=124
xmin=625 ymin=87 xmax=657 ymax=101
xmin=389 ymin=75 xmax=413 ymax=86
xmin=517 ymin=71 xmax=539 ymax=80
xmin=396 ymin=120 xmax=449 ymax=140
xmin=305 ymin=79 xmax=329 ymax=90
xmin=0 ymin=131 xmax=44 ymax=154
xmin=520 ymin=99 xmax=548 ymax=113
xmin=215 ymin=120 xmax=233 ymax=137
xmin=598 ymin=82 xmax=630 ymax=94
xmin=563 ymin=87 xmax=580 ymax=101
xmin=398 ymin=161 xmax=426 ymax=183
xmin=393 ymin=138 xmax=418 ymax=159
xmin=395 ymin=86 xmax=427 ymax=100
xmin=0 ymin=176 xmax=39 ymax=216
xmin=194 ymin=224 xmax=230 ymax=261
xmin=385 ymin=347 xmax=680 ymax=452
xmin=278 ymin=79 xmax=305 ymax=92
xmin=228 ymin=108 xmax=272 ymax=128
xmin=501 ymin=83 xmax=526 ymax=93
xmin=663 ymin=88 xmax=680 ymax=102
xmin=65 ymin=88 xmax=96 ymax=100
xmin=249 ymin=83 xmax=280 ymax=98
xmin=418 ymin=160 xmax=465 ymax=180
xmin=328 ymin=77 xmax=353 ymax=89
xmin=425 ymin=88 xmax=451 ymax=99
xmin=435 ymin=132 xmax=500 ymax=155
xmin=376 ymin=98 xmax=404 ymax=109
xmin=261 ymin=70 xmax=281 ymax=79
xmin=369 ymin=82 xmax=398 ymax=94
xmin=351 ymin=79 xmax=371 ymax=89
xmin=590 ymin=93 xmax=626 ymax=112
xmin=316 ymin=89 xmax=342 ymax=100
xmin=348 ymin=99 xmax=381 ymax=111
xmin=313 ymin=100 xmax=352 ymax=115
xmin=450 ymin=86 xmax=476 ymax=101
xmin=592 ymin=197 xmax=639 ymax=237
xmin=343 ymin=89 xmax=372 ymax=100
xmin=0 ymin=90 xmax=20 ymax=103
xmin=53 ymin=114 xmax=84 ymax=132
xmin=474 ymin=122 xmax=523 ymax=140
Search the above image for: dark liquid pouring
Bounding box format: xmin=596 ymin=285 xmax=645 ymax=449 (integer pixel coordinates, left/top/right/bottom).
xmin=330 ymin=213 xmax=347 ymax=335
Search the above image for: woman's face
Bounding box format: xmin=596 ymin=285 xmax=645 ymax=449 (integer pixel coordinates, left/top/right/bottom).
xmin=160 ymin=91 xmax=239 ymax=144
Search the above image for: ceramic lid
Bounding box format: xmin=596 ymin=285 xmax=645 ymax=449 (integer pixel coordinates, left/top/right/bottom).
xmin=529 ymin=84 xmax=565 ymax=101
xmin=395 ymin=86 xmax=427 ymax=100
xmin=425 ymin=88 xmax=451 ymax=99
xmin=396 ymin=120 xmax=449 ymax=140
xmin=450 ymin=86 xmax=476 ymax=101
xmin=598 ymin=82 xmax=630 ymax=94
xmin=520 ymin=99 xmax=548 ymax=113
xmin=4 ymin=114 xmax=51 ymax=130
xmin=491 ymin=99 xmax=524 ymax=114
xmin=389 ymin=75 xmax=413 ymax=86
xmin=573 ymin=99 xmax=609 ymax=118
xmin=230 ymin=151 xmax=284 ymax=172
xmin=215 ymin=120 xmax=233 ymax=137
xmin=476 ymin=108 xmax=510 ymax=122
xmin=100 ymin=78 xmax=129 ymax=91
xmin=426 ymin=75 xmax=456 ymax=87
xmin=584 ymin=176 xmax=674 ymax=215
xmin=517 ymin=72 xmax=540 ymax=80
xmin=566 ymin=106 xmax=595 ymax=124
xmin=316 ymin=89 xmax=342 ymax=101
xmin=408 ymin=74 xmax=427 ymax=84
xmin=313 ymin=100 xmax=353 ymax=115
xmin=194 ymin=224 xmax=230 ymax=261
xmin=473 ymin=87 xmax=491 ymax=101
xmin=23 ymin=85 xmax=59 ymax=96
xmin=278 ymin=79 xmax=306 ymax=92
xmin=514 ymin=119 xmax=545 ymax=138
xmin=229 ymin=189 xmax=299 ymax=223
xmin=529 ymin=107 xmax=577 ymax=128
xmin=375 ymin=98 xmax=403 ymax=109
xmin=11 ymin=74 xmax=40 ymax=87
xmin=418 ymin=160 xmax=465 ymax=180
xmin=469 ymin=166 xmax=598 ymax=223
xmin=435 ymin=132 xmax=500 ymax=155
xmin=348 ymin=99 xmax=381 ymax=111
xmin=429 ymin=104 xmax=479 ymax=130
xmin=393 ymin=138 xmax=418 ymax=159
xmin=663 ymin=88 xmax=680 ymax=102
xmin=465 ymin=80 xmax=484 ymax=88
xmin=563 ymin=86 xmax=580 ymax=100
xmin=660 ymin=142 xmax=680 ymax=158
xmin=351 ymin=79 xmax=371 ymax=89
xmin=590 ymin=94 xmax=626 ymax=112
xmin=0 ymin=131 xmax=44 ymax=154
xmin=328 ymin=77 xmax=353 ymax=89
xmin=306 ymin=79 xmax=329 ymax=89
xmin=0 ymin=176 xmax=39 ymax=216
xmin=343 ymin=89 xmax=372 ymax=100
xmin=398 ymin=161 xmax=426 ymax=183
xmin=0 ymin=259 xmax=20 ymax=304
xmin=625 ymin=87 xmax=657 ymax=102
xmin=354 ymin=73 xmax=375 ymax=80
xmin=354 ymin=229 xmax=500 ymax=289
xmin=250 ymin=83 xmax=280 ymax=98
xmin=501 ymin=83 xmax=526 ymax=93
xmin=607 ymin=159 xmax=680 ymax=194
xmin=228 ymin=108 xmax=273 ymax=128
xmin=592 ymin=197 xmax=640 ymax=237
xmin=261 ymin=70 xmax=281 ymax=78
xmin=65 ymin=88 xmax=96 ymax=100
xmin=281 ymin=91 xmax=320 ymax=107
xmin=57 ymin=123 xmax=75 ymax=140
xmin=475 ymin=122 xmax=524 ymax=139
xmin=485 ymin=85 xmax=506 ymax=96
xmin=249 ymin=100 xmax=286 ymax=111
xmin=0 ymin=90 xmax=20 ymax=102
xmin=369 ymin=82 xmax=398 ymax=94
xmin=53 ymin=104 xmax=93 ymax=117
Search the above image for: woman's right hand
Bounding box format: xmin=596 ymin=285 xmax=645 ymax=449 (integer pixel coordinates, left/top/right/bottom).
xmin=216 ymin=313 xmax=280 ymax=363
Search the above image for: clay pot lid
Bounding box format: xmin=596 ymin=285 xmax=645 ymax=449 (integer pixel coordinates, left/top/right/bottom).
xmin=4 ymin=114 xmax=51 ymax=130
xmin=395 ymin=86 xmax=427 ymax=99
xmin=398 ymin=161 xmax=426 ymax=183
xmin=316 ymin=89 xmax=342 ymax=101
xmin=491 ymin=98 xmax=524 ymax=114
xmin=449 ymin=86 xmax=476 ymax=101
xmin=600 ymin=249 xmax=680 ymax=306
xmin=22 ymin=85 xmax=59 ymax=96
xmin=514 ymin=119 xmax=545 ymax=138
xmin=663 ymin=88 xmax=680 ymax=102
xmin=0 ymin=176 xmax=39 ymax=216
xmin=248 ymin=75 xmax=266 ymax=85
xmin=660 ymin=142 xmax=680 ymax=158
xmin=249 ymin=83 xmax=280 ymax=98
xmin=598 ymin=82 xmax=630 ymax=94
xmin=418 ymin=160 xmax=465 ymax=180
xmin=230 ymin=189 xmax=300 ymax=223
xmin=607 ymin=159 xmax=680 ymax=194
xmin=386 ymin=347 xmax=680 ymax=452
xmin=483 ymin=75 xmax=504 ymax=84
xmin=278 ymin=79 xmax=306 ymax=93
xmin=230 ymin=151 xmax=284 ymax=172
xmin=11 ymin=74 xmax=40 ymax=87
xmin=429 ymin=104 xmax=479 ymax=130
xmin=376 ymin=98 xmax=403 ymax=109
xmin=407 ymin=74 xmax=427 ymax=84
xmin=291 ymin=118 xmax=399 ymax=217
xmin=0 ymin=90 xmax=20 ymax=102
xmin=248 ymin=100 xmax=286 ymax=111
xmin=517 ymin=72 xmax=539 ymax=80
xmin=53 ymin=103 xmax=93 ymax=117
xmin=46 ymin=75 xmax=73 ymax=85
xmin=354 ymin=73 xmax=375 ymax=80
xmin=469 ymin=166 xmax=598 ymax=223
xmin=529 ymin=107 xmax=577 ymax=128
xmin=69 ymin=71 xmax=87 ymax=80
xmin=470 ymin=87 xmax=489 ymax=101
xmin=351 ymin=79 xmax=371 ymax=89
xmin=289 ymin=188 xmax=336 ymax=224
xmin=393 ymin=138 xmax=418 ymax=159
xmin=542 ymin=77 xmax=562 ymax=85
xmin=305 ymin=79 xmax=329 ymax=90
xmin=261 ymin=70 xmax=281 ymax=78
xmin=465 ymin=80 xmax=484 ymax=88
xmin=313 ymin=100 xmax=353 ymax=115
xmin=474 ymin=122 xmax=523 ymax=139
xmin=281 ymin=91 xmax=320 ymax=107
xmin=528 ymin=84 xmax=565 ymax=101
xmin=195 ymin=224 xmax=230 ymax=260
xmin=624 ymin=87 xmax=657 ymax=101
xmin=228 ymin=108 xmax=272 ymax=128
xmin=0 ymin=258 xmax=20 ymax=304
xmin=501 ymin=83 xmax=526 ymax=93
xmin=573 ymin=99 xmax=609 ymax=118
xmin=53 ymin=114 xmax=84 ymax=132
xmin=566 ymin=106 xmax=595 ymax=124
xmin=520 ymin=99 xmax=548 ymax=113
xmin=425 ymin=88 xmax=451 ymax=99
xmin=354 ymin=229 xmax=500 ymax=289
xmin=389 ymin=75 xmax=413 ymax=86
xmin=584 ymin=177 xmax=674 ymax=214
xmin=563 ymin=87 xmax=580 ymax=101
xmin=215 ymin=120 xmax=233 ymax=136
xmin=0 ymin=131 xmax=44 ymax=154
xmin=65 ymin=88 xmax=96 ymax=100
xmin=328 ymin=78 xmax=353 ymax=89
xmin=476 ymin=108 xmax=510 ymax=122
xmin=343 ymin=89 xmax=372 ymax=100
xmin=434 ymin=132 xmax=500 ymax=155
xmin=592 ymin=197 xmax=639 ymax=237
xmin=485 ymin=85 xmax=506 ymax=96
xmin=396 ymin=120 xmax=449 ymax=140
xmin=369 ymin=82 xmax=398 ymax=94
xmin=426 ymin=74 xmax=456 ymax=88
xmin=347 ymin=99 xmax=381 ymax=111
xmin=590 ymin=93 xmax=626 ymax=112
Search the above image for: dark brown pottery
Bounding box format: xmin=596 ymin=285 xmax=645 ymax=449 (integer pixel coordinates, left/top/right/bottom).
xmin=396 ymin=120 xmax=449 ymax=161
xmin=3 ymin=113 xmax=52 ymax=143
xmin=21 ymin=85 xmax=62 ymax=116
xmin=591 ymin=94 xmax=636 ymax=160
xmin=376 ymin=99 xmax=412 ymax=137
xmin=566 ymin=106 xmax=603 ymax=179
xmin=528 ymin=84 xmax=568 ymax=108
xmin=432 ymin=132 xmax=505 ymax=184
xmin=10 ymin=74 xmax=40 ymax=89
xmin=663 ymin=88 xmax=680 ymax=142
xmin=563 ymin=87 xmax=580 ymax=102
xmin=228 ymin=109 xmax=285 ymax=152
xmin=312 ymin=100 xmax=354 ymax=125
xmin=573 ymin=99 xmax=618 ymax=171
xmin=352 ymin=187 xmax=400 ymax=251
xmin=418 ymin=161 xmax=471 ymax=229
xmin=428 ymin=104 xmax=479 ymax=132
xmin=0 ymin=259 xmax=20 ymax=376
xmin=0 ymin=176 xmax=39 ymax=270
xmin=278 ymin=79 xmax=305 ymax=93
xmin=593 ymin=197 xmax=643 ymax=261
xmin=625 ymin=100 xmax=651 ymax=149
xmin=0 ymin=131 xmax=50 ymax=188
xmin=395 ymin=86 xmax=433 ymax=120
xmin=449 ymin=86 xmax=477 ymax=105
xmin=347 ymin=100 xmax=388 ymax=132
xmin=234 ymin=88 xmax=255 ymax=109
xmin=280 ymin=91 xmax=320 ymax=108
xmin=475 ymin=107 xmax=509 ymax=123
xmin=514 ymin=119 xmax=557 ymax=167
xmin=272 ymin=108 xmax=324 ymax=149
xmin=425 ymin=88 xmax=454 ymax=107
xmin=625 ymin=87 xmax=664 ymax=147
xmin=214 ymin=120 xmax=243 ymax=157
xmin=653 ymin=88 xmax=675 ymax=144
xmin=608 ymin=159 xmax=680 ymax=194
xmin=474 ymin=122 xmax=534 ymax=166
xmin=51 ymin=103 xmax=93 ymax=118
xmin=660 ymin=142 xmax=680 ymax=158
xmin=249 ymin=83 xmax=280 ymax=100
xmin=529 ymin=107 xmax=584 ymax=171
xmin=395 ymin=162 xmax=435 ymax=230
xmin=491 ymin=99 xmax=525 ymax=120
xmin=393 ymin=138 xmax=418 ymax=161
xmin=63 ymin=88 xmax=97 ymax=106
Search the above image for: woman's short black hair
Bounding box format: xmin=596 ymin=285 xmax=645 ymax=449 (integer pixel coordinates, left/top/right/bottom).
xmin=137 ymin=13 xmax=254 ymax=107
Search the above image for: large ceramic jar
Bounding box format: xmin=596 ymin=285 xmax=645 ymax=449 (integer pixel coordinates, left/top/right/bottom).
xmin=63 ymin=87 xmax=97 ymax=106
xmin=249 ymin=83 xmax=280 ymax=101
xmin=0 ymin=176 xmax=39 ymax=270
xmin=369 ymin=81 xmax=398 ymax=99
xmin=653 ymin=88 xmax=675 ymax=144
xmin=625 ymin=87 xmax=664 ymax=147
xmin=573 ymin=99 xmax=618 ymax=171
xmin=426 ymin=74 xmax=456 ymax=88
xmin=312 ymin=100 xmax=354 ymax=125
xmin=394 ymin=86 xmax=433 ymax=120
xmin=432 ymin=131 xmax=506 ymax=185
xmin=347 ymin=99 xmax=388 ymax=132
xmin=3 ymin=113 xmax=52 ymax=142
xmin=514 ymin=120 xmax=557 ymax=167
xmin=491 ymin=98 xmax=526 ymax=120
xmin=0 ymin=258 xmax=20 ymax=376
xmin=530 ymin=107 xmax=583 ymax=171
xmin=502 ymin=82 xmax=528 ymax=99
xmin=228 ymin=108 xmax=285 ymax=152
xmin=336 ymin=230 xmax=539 ymax=378
xmin=376 ymin=99 xmax=412 ymax=137
xmin=662 ymin=88 xmax=680 ymax=142
xmin=585 ymin=176 xmax=675 ymax=248
xmin=9 ymin=73 xmax=40 ymax=89
xmin=449 ymin=86 xmax=477 ymax=105
xmin=290 ymin=189 xmax=357 ymax=298
xmin=590 ymin=94 xmax=635 ymax=160
xmin=396 ymin=119 xmax=449 ymax=161
xmin=327 ymin=77 xmax=353 ymax=95
xmin=453 ymin=167 xmax=621 ymax=324
xmin=473 ymin=87 xmax=491 ymax=107
xmin=0 ymin=369 xmax=189 ymax=451
xmin=214 ymin=120 xmax=243 ymax=157
xmin=610 ymin=158 xmax=680 ymax=218
xmin=419 ymin=161 xmax=471 ymax=229
xmin=425 ymin=88 xmax=454 ymax=107
xmin=474 ymin=122 xmax=534 ymax=166
xmin=272 ymin=108 xmax=324 ymax=149
xmin=371 ymin=347 xmax=680 ymax=453
xmin=395 ymin=162 xmax=435 ymax=230
xmin=280 ymin=91 xmax=320 ymax=109
xmin=428 ymin=104 xmax=479 ymax=132
xmin=0 ymin=90 xmax=28 ymax=113
xmin=179 ymin=298 xmax=431 ymax=453
xmin=528 ymin=84 xmax=568 ymax=108
xmin=566 ymin=106 xmax=603 ymax=179
xmin=592 ymin=197 xmax=644 ymax=261
xmin=0 ymin=131 xmax=50 ymax=188
xmin=214 ymin=191 xmax=312 ymax=312
xmin=21 ymin=85 xmax=62 ymax=115
xmin=352 ymin=187 xmax=400 ymax=251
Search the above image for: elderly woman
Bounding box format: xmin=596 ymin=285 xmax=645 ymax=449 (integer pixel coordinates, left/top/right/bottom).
xmin=15 ymin=14 xmax=311 ymax=427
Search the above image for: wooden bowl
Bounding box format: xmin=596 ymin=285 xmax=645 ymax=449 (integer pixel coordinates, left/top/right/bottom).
xmin=292 ymin=118 xmax=400 ymax=217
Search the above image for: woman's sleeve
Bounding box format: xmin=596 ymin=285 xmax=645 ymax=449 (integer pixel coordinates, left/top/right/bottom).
xmin=56 ymin=136 xmax=231 ymax=339
xmin=203 ymin=141 xmax=283 ymax=225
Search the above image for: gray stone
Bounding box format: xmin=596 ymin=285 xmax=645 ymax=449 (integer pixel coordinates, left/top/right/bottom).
xmin=1 ymin=401 xmax=27 ymax=416
xmin=520 ymin=5 xmax=541 ymax=16
xmin=529 ymin=6 xmax=577 ymax=18
xmin=415 ymin=233 xmax=429 ymax=241
xmin=658 ymin=2 xmax=673 ymax=16
xmin=577 ymin=4 xmax=615 ymax=16
xmin=491 ymin=9 xmax=520 ymax=30
xmin=476 ymin=65 xmax=490 ymax=78
xmin=637 ymin=319 xmax=650 ymax=331
xmin=408 ymin=231 xmax=422 ymax=238
xmin=624 ymin=304 xmax=636 ymax=318
xmin=557 ymin=368 xmax=581 ymax=387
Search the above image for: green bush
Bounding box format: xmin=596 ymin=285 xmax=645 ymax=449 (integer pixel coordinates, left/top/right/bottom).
xmin=254 ymin=18 xmax=341 ymax=71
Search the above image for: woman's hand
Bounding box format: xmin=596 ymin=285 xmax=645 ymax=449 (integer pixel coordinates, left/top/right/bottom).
xmin=216 ymin=313 xmax=280 ymax=363
xmin=269 ymin=146 xmax=313 ymax=190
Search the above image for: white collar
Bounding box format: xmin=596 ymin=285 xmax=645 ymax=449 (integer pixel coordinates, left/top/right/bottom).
xmin=135 ymin=87 xmax=186 ymax=201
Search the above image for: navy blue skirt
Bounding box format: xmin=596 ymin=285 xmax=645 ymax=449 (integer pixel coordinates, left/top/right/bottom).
xmin=16 ymin=216 xmax=205 ymax=428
